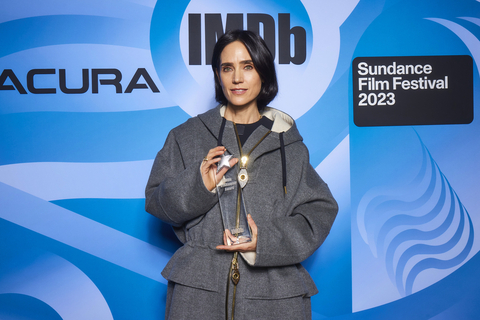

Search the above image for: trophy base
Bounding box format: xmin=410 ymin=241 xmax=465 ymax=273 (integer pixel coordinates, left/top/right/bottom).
xmin=225 ymin=229 xmax=252 ymax=246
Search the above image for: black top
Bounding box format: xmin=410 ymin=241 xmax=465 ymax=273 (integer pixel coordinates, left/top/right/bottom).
xmin=235 ymin=116 xmax=274 ymax=146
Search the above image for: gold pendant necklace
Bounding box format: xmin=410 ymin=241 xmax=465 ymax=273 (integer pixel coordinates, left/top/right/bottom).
xmin=233 ymin=122 xmax=271 ymax=189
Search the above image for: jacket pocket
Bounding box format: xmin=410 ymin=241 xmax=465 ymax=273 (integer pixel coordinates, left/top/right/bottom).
xmin=242 ymin=263 xmax=318 ymax=300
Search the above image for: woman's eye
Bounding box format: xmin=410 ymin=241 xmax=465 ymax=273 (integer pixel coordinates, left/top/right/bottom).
xmin=223 ymin=67 xmax=232 ymax=72
xmin=245 ymin=65 xmax=254 ymax=70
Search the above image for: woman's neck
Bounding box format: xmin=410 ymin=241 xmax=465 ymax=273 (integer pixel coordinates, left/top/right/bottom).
xmin=224 ymin=104 xmax=261 ymax=124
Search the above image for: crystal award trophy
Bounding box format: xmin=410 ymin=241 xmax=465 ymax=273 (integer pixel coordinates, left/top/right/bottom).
xmin=216 ymin=154 xmax=251 ymax=245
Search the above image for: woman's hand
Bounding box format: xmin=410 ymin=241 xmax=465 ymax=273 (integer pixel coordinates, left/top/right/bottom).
xmin=201 ymin=146 xmax=238 ymax=191
xmin=216 ymin=214 xmax=258 ymax=253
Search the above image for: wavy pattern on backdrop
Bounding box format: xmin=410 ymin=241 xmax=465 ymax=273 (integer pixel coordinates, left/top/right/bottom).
xmin=0 ymin=251 xmax=114 ymax=320
xmin=427 ymin=16 xmax=480 ymax=79
xmin=357 ymin=131 xmax=474 ymax=297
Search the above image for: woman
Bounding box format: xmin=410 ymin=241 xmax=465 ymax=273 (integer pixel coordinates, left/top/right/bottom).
xmin=145 ymin=30 xmax=338 ymax=320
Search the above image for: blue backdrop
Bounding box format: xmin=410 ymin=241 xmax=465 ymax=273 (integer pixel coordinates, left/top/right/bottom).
xmin=1 ymin=0 xmax=479 ymax=319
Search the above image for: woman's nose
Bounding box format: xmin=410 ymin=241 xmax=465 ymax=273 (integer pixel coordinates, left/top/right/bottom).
xmin=233 ymin=70 xmax=243 ymax=83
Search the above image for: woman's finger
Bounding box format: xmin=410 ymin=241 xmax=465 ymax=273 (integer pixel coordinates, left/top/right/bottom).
xmin=216 ymin=241 xmax=253 ymax=252
xmin=247 ymin=214 xmax=257 ymax=236
xmin=223 ymin=231 xmax=228 ymax=246
xmin=209 ymin=146 xmax=227 ymax=159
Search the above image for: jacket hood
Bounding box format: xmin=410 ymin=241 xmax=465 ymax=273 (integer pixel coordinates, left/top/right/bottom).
xmin=198 ymin=104 xmax=302 ymax=147
xmin=219 ymin=105 xmax=294 ymax=134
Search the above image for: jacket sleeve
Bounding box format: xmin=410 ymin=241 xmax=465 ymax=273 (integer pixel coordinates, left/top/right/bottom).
xmin=253 ymin=158 xmax=338 ymax=267
xmin=145 ymin=129 xmax=218 ymax=228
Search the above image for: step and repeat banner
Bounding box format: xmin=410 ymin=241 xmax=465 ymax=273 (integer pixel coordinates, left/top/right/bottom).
xmin=1 ymin=0 xmax=479 ymax=319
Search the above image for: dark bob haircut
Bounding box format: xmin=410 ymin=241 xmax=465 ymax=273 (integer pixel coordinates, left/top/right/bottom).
xmin=211 ymin=30 xmax=278 ymax=109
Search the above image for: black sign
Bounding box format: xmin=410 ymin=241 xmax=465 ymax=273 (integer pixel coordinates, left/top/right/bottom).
xmin=352 ymin=55 xmax=473 ymax=126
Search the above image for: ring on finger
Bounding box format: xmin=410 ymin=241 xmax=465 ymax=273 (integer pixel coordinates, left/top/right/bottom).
xmin=203 ymin=157 xmax=209 ymax=162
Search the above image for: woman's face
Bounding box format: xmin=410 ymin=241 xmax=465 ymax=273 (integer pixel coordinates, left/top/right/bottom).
xmin=217 ymin=41 xmax=262 ymax=111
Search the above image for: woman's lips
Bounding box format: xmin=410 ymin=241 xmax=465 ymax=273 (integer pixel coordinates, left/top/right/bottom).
xmin=231 ymin=88 xmax=247 ymax=95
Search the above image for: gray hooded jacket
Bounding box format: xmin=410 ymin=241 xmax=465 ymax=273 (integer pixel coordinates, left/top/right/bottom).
xmin=145 ymin=105 xmax=338 ymax=300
